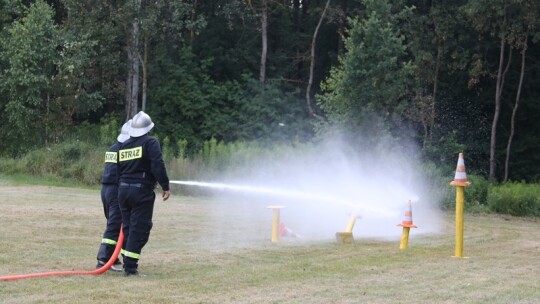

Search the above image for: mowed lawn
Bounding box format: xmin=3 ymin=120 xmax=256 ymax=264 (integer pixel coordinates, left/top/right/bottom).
xmin=0 ymin=180 xmax=538 ymax=304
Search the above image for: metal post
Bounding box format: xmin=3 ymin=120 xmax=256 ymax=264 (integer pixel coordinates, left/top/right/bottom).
xmin=399 ymin=227 xmax=410 ymax=250
xmin=267 ymin=205 xmax=285 ymax=243
xmin=454 ymin=186 xmax=465 ymax=257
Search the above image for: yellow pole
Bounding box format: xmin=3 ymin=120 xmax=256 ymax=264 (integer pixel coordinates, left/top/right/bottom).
xmin=335 ymin=213 xmax=358 ymax=244
xmin=271 ymin=208 xmax=280 ymax=243
xmin=450 ymin=152 xmax=469 ymax=258
xmin=399 ymin=227 xmax=410 ymax=250
xmin=344 ymin=214 xmax=356 ymax=233
xmin=267 ymin=205 xmax=285 ymax=243
xmin=454 ymin=186 xmax=464 ymax=257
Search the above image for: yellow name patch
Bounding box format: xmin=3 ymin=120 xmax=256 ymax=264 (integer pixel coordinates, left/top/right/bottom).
xmin=104 ymin=152 xmax=117 ymax=163
xmin=119 ymin=147 xmax=143 ymax=161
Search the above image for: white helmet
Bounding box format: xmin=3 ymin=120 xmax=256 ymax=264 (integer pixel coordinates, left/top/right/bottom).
xmin=129 ymin=111 xmax=154 ymax=137
xmin=117 ymin=119 xmax=132 ymax=143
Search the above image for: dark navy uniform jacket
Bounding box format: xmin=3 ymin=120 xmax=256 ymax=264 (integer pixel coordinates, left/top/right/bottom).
xmin=117 ymin=135 xmax=170 ymax=191
xmin=101 ymin=142 xmax=122 ymax=185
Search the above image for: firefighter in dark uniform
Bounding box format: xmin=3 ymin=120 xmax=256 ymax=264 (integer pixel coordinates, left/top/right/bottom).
xmin=117 ymin=111 xmax=170 ymax=276
xmin=95 ymin=120 xmax=132 ymax=271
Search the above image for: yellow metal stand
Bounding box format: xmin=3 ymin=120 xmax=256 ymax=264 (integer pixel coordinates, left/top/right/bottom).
xmin=344 ymin=214 xmax=356 ymax=233
xmin=454 ymin=186 xmax=465 ymax=257
xmin=336 ymin=214 xmax=357 ymax=244
xmin=450 ymin=152 xmax=470 ymax=258
xmin=267 ymin=205 xmax=285 ymax=243
xmin=399 ymin=227 xmax=410 ymax=250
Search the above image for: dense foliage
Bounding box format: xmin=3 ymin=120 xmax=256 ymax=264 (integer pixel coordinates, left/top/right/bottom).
xmin=0 ymin=0 xmax=539 ymax=184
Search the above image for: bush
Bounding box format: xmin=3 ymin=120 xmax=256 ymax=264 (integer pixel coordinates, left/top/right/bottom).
xmin=420 ymin=161 xmax=454 ymax=210
xmin=465 ymin=174 xmax=491 ymax=213
xmin=0 ymin=140 xmax=105 ymax=186
xmin=0 ymin=157 xmax=24 ymax=174
xmin=488 ymin=182 xmax=540 ymax=216
xmin=22 ymin=150 xmax=51 ymax=175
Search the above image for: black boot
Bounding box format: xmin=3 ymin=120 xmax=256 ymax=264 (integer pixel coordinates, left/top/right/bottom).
xmin=96 ymin=243 xmax=122 ymax=272
xmin=123 ymin=256 xmax=139 ymax=276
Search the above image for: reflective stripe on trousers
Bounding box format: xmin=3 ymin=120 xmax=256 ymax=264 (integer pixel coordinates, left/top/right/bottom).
xmin=101 ymin=238 xmax=117 ymax=245
xmin=121 ymin=249 xmax=140 ymax=259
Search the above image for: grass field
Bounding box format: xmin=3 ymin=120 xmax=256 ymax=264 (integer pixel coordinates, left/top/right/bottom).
xmin=0 ymin=179 xmax=538 ymax=304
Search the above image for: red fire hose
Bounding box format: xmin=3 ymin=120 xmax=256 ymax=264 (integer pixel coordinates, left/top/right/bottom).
xmin=0 ymin=229 xmax=124 ymax=281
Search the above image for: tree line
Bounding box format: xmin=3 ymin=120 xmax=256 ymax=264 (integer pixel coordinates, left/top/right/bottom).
xmin=0 ymin=0 xmax=539 ymax=183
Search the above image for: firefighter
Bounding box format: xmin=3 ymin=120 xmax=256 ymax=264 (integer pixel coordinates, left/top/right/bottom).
xmin=95 ymin=120 xmax=132 ymax=271
xmin=117 ymin=111 xmax=170 ymax=276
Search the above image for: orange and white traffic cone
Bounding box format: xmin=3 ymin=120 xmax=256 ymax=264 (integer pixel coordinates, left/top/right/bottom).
xmin=450 ymin=152 xmax=470 ymax=187
xmin=279 ymin=223 xmax=300 ymax=238
xmin=398 ymin=200 xmax=417 ymax=229
xmin=397 ymin=200 xmax=417 ymax=249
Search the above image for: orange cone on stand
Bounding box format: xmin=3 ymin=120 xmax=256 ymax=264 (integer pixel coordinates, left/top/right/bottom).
xmin=279 ymin=223 xmax=300 ymax=238
xmin=397 ymin=200 xmax=418 ymax=249
xmin=397 ymin=200 xmax=417 ymax=228
xmin=450 ymin=153 xmax=470 ymax=187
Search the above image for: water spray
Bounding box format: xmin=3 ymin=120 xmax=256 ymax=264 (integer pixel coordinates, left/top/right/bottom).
xmin=0 ymin=228 xmax=124 ymax=281
xmin=170 ymin=181 xmax=344 ymax=202
xmin=169 ymin=180 xmax=392 ymax=217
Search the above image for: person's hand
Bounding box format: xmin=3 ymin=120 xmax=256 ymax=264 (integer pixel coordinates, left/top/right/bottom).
xmin=162 ymin=190 xmax=170 ymax=201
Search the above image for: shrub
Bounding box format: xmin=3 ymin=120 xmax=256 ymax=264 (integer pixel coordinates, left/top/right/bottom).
xmin=21 ymin=149 xmax=51 ymax=175
xmin=465 ymin=174 xmax=491 ymax=213
xmin=420 ymin=161 xmax=454 ymax=210
xmin=1 ymin=140 xmax=105 ymax=186
xmin=0 ymin=157 xmax=24 ymax=174
xmin=488 ymin=182 xmax=540 ymax=216
xmin=99 ymin=114 xmax=122 ymax=146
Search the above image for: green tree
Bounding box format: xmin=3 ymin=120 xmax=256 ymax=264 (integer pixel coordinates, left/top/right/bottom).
xmin=0 ymin=0 xmax=107 ymax=155
xmin=400 ymin=0 xmax=462 ymax=149
xmin=0 ymin=0 xmax=24 ymax=31
xmin=60 ymin=0 xmax=126 ymax=118
xmin=125 ymin=0 xmax=204 ymax=119
xmin=147 ymin=46 xmax=311 ymax=152
xmin=462 ymin=0 xmax=540 ymax=181
xmin=0 ymin=0 xmax=58 ymax=153
xmin=501 ymin=0 xmax=540 ymax=182
xmin=317 ymin=0 xmax=413 ymax=138
xmin=52 ymin=29 xmax=104 ymax=123
xmin=137 ymin=0 xmax=206 ymax=112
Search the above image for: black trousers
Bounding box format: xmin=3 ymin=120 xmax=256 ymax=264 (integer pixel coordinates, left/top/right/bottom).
xmin=96 ymin=184 xmax=122 ymax=262
xmin=118 ymin=184 xmax=155 ymax=271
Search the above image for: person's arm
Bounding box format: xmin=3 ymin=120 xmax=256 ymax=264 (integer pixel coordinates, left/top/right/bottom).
xmin=147 ymin=138 xmax=170 ymax=200
xmin=162 ymin=190 xmax=170 ymax=201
